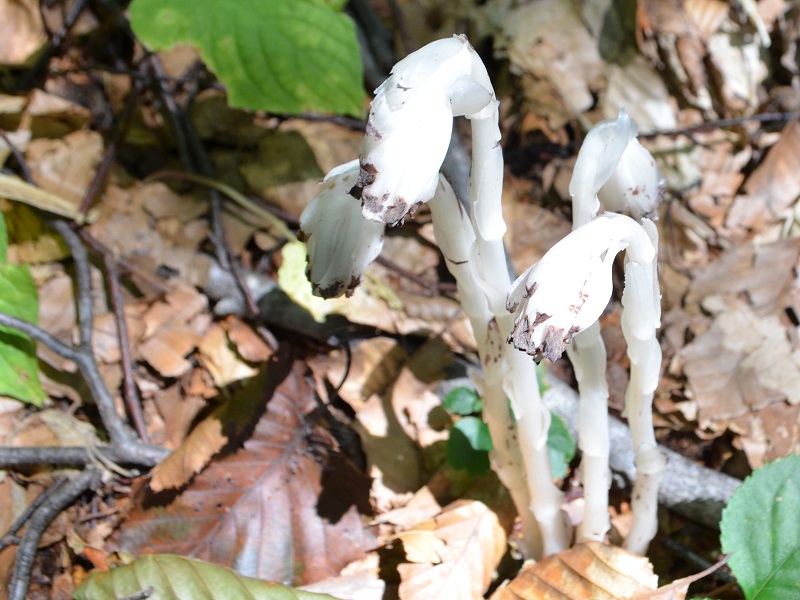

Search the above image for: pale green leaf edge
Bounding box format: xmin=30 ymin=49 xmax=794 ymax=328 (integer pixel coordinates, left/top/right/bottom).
xmin=74 ymin=554 xmax=342 ymax=600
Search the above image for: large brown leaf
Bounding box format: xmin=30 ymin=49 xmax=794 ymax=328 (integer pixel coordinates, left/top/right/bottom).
xmin=113 ymin=356 xmax=375 ymax=586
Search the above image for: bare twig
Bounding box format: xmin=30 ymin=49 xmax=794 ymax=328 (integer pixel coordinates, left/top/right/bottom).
xmin=0 ymin=478 xmax=68 ymax=553
xmin=0 ymin=130 xmax=34 ymax=183
xmin=0 ymin=446 xmax=149 ymax=469
xmin=103 ymin=249 xmax=149 ymax=442
xmin=7 ymin=468 xmax=102 ymax=600
xmin=639 ymin=110 xmax=800 ymax=139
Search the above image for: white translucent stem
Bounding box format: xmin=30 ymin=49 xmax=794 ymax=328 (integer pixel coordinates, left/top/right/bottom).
xmin=469 ymin=109 xmax=569 ymax=556
xmin=568 ymin=321 xmax=611 ymax=543
xmin=622 ymin=220 xmax=666 ymax=555
xmin=428 ymin=179 xmax=542 ymax=558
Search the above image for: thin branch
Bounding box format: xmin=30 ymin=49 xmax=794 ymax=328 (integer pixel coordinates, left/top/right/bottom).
xmin=0 ymin=446 xmax=152 ymax=469
xmin=0 ymin=478 xmax=68 ymax=553
xmin=103 ymin=251 xmax=149 ymax=442
xmin=639 ymin=110 xmax=800 ymax=139
xmin=7 ymin=468 xmax=101 ymax=600
xmin=0 ymin=131 xmax=34 ymax=183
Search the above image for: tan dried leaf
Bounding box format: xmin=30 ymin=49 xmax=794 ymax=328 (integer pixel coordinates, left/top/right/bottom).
xmin=26 ymin=129 xmax=103 ymax=205
xmin=491 ymin=542 xmax=659 ymax=600
xmin=0 ymin=0 xmax=47 ymax=66
xmin=197 ymin=323 xmax=259 ymax=388
xmin=397 ymin=500 xmax=507 ymax=600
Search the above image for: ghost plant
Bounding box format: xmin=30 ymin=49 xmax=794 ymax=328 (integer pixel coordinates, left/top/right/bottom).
xmin=299 ymin=37 xmax=666 ymax=558
xmin=511 ymin=109 xmax=666 ymax=553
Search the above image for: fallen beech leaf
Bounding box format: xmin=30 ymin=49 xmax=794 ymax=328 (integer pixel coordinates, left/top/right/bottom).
xmin=114 ymin=359 xmax=374 ymax=585
xmin=0 ymin=0 xmax=47 ymax=66
xmin=490 ymin=542 xmax=658 ymax=600
xmin=397 ymin=500 xmax=507 ymax=600
xmin=74 ymin=554 xmax=339 ymax=600
xmin=26 ymin=129 xmax=103 ymax=206
xmin=149 ymin=363 xmax=277 ymax=492
xmin=197 ymin=323 xmax=258 ymax=388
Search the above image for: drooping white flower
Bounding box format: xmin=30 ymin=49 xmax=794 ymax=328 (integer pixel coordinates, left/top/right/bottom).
xmin=298 ymin=160 xmax=385 ymax=299
xmin=506 ymin=213 xmax=655 ymax=362
xmin=351 ymin=35 xmax=496 ymax=225
xmin=569 ymin=109 xmax=664 ymax=227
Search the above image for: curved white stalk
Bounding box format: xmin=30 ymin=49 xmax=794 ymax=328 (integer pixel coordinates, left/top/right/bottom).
xmin=352 ymin=34 xmax=568 ymax=557
xmin=621 ymin=219 xmax=666 ymax=554
xmin=564 ymin=110 xmax=665 ymax=547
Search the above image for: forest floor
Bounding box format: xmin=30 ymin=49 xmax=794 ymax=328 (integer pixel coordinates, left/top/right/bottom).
xmin=1 ymin=0 xmax=799 ymax=598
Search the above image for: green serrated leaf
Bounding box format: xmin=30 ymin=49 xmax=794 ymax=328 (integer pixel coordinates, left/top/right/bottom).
xmin=0 ymin=245 xmax=45 ymax=405
xmin=547 ymin=412 xmax=576 ymax=480
xmin=443 ymin=386 xmax=483 ymax=416
xmin=447 ymin=416 xmax=492 ymax=477
xmin=129 ymin=0 xmax=364 ymax=116
xmin=74 ymin=554 xmax=341 ymax=600
xmin=720 ymin=454 xmax=800 ymax=599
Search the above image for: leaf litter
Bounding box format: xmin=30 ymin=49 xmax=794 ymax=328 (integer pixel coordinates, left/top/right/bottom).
xmin=1 ymin=0 xmax=800 ymax=598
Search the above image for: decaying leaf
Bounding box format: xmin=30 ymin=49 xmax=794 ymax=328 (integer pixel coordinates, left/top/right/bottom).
xmin=149 ymin=363 xmax=279 ymax=492
xmin=396 ymin=499 xmax=507 ymax=600
xmin=491 ymin=542 xmax=658 ymax=600
xmin=0 ymin=0 xmax=47 ymax=66
xmin=114 ymin=359 xmax=374 ymax=585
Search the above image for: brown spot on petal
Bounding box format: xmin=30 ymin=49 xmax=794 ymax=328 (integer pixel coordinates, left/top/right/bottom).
xmin=525 ymin=281 xmax=539 ymax=298
xmin=349 ymin=161 xmax=378 ymax=199
xmin=542 ymin=326 xmax=569 ymax=362
xmin=297 ymin=228 xmax=309 ymax=243
xmin=532 ymin=311 xmax=550 ymax=326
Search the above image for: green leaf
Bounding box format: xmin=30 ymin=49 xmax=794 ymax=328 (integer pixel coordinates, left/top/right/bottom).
xmin=0 ymin=213 xmax=45 ymax=406
xmin=129 ymin=0 xmax=364 ymax=116
xmin=74 ymin=554 xmax=341 ymax=600
xmin=547 ymin=412 xmax=576 ymax=480
xmin=443 ymin=386 xmax=483 ymax=416
xmin=447 ymin=416 xmax=492 ymax=477
xmin=720 ymin=454 xmax=800 ymax=599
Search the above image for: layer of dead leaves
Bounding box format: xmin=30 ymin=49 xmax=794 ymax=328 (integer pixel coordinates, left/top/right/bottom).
xmin=1 ymin=0 xmax=800 ymax=598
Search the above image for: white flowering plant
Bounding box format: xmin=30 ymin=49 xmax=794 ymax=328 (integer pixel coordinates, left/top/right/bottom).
xmin=299 ymin=36 xmax=666 ymax=558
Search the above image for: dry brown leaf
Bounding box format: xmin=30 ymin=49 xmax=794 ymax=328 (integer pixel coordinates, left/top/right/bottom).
xmin=136 ymin=285 xmax=208 ymax=378
xmin=497 ymin=0 xmax=604 ymax=127
xmin=299 ymin=554 xmax=385 ymax=600
xmin=686 ymin=237 xmax=800 ymax=308
xmin=225 ymin=318 xmax=273 ymax=363
xmin=197 ymin=323 xmax=258 ymax=388
xmin=397 ymin=500 xmax=507 ymax=600
xmin=26 ymin=129 xmax=103 ymax=205
xmin=152 ymin=384 xmax=207 ymax=450
xmin=727 ymin=122 xmax=800 ymax=237
xmin=114 ymin=359 xmax=375 ymax=585
xmin=149 ymin=362 xmax=275 ymax=492
xmin=0 ymin=0 xmax=47 ymax=66
xmin=491 ymin=542 xmax=658 ymax=600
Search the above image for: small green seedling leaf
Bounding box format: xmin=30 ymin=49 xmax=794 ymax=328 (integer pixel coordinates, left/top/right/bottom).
xmin=129 ymin=0 xmax=364 ymax=116
xmin=0 ymin=212 xmax=45 ymax=405
xmin=447 ymin=416 xmax=492 ymax=477
xmin=547 ymin=412 xmax=576 ymax=480
xmin=74 ymin=553 xmax=340 ymax=600
xmin=720 ymin=454 xmax=800 ymax=599
xmin=443 ymin=386 xmax=483 ymax=416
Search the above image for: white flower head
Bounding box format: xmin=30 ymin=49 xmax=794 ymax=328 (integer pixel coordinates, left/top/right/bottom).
xmin=506 ymin=214 xmax=655 ymax=362
xmin=570 ymin=109 xmax=665 ymax=226
xmin=351 ymin=35 xmax=495 ymax=225
xmin=298 ymin=160 xmax=385 ymax=299
xmin=598 ymin=137 xmax=666 ymax=221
